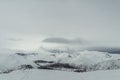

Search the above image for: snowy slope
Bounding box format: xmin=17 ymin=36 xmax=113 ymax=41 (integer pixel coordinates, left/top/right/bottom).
xmin=0 ymin=69 xmax=120 ymax=80
xmin=1 ymin=48 xmax=120 ymax=80
xmin=0 ymin=48 xmax=120 ymax=73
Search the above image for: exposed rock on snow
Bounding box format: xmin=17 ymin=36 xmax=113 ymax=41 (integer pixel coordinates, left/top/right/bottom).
xmin=0 ymin=49 xmax=120 ymax=73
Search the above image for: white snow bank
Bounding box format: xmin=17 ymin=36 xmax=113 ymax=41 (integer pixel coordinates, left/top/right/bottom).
xmin=0 ymin=69 xmax=120 ymax=80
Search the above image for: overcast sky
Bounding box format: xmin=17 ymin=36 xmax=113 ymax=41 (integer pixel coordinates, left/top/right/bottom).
xmin=0 ymin=0 xmax=120 ymax=51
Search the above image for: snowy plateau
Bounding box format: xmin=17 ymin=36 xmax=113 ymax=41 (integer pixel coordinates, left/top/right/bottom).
xmin=0 ymin=48 xmax=120 ymax=80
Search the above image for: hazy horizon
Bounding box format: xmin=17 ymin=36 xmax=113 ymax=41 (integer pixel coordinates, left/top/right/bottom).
xmin=0 ymin=0 xmax=120 ymax=51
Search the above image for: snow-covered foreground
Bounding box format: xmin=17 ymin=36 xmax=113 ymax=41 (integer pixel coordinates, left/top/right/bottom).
xmin=1 ymin=48 xmax=120 ymax=80
xmin=0 ymin=69 xmax=120 ymax=80
xmin=0 ymin=49 xmax=120 ymax=73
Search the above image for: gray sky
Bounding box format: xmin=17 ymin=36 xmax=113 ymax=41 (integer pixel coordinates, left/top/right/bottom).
xmin=0 ymin=0 xmax=120 ymax=51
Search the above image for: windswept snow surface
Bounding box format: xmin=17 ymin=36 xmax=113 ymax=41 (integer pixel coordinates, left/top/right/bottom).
xmin=0 ymin=69 xmax=120 ymax=80
xmin=0 ymin=49 xmax=120 ymax=73
xmin=0 ymin=49 xmax=120 ymax=80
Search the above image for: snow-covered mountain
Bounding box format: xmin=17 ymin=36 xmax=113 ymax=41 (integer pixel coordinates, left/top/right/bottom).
xmin=0 ymin=48 xmax=120 ymax=74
